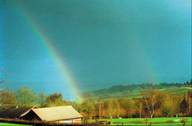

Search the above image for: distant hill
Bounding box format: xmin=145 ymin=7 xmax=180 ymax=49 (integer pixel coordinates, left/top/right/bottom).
xmin=82 ymin=83 xmax=192 ymax=100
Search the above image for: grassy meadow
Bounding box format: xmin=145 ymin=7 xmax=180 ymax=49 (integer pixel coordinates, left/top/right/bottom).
xmin=110 ymin=117 xmax=192 ymax=125
xmin=1 ymin=117 xmax=191 ymax=126
xmin=88 ymin=117 xmax=192 ymax=126
xmin=0 ymin=122 xmax=31 ymax=126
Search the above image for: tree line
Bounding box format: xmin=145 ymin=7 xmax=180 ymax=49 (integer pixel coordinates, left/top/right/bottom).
xmin=80 ymin=88 xmax=191 ymax=119
xmin=0 ymin=87 xmax=71 ymax=107
xmin=0 ymin=82 xmax=192 ymax=119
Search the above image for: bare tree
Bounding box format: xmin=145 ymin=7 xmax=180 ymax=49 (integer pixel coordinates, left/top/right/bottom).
xmin=141 ymin=88 xmax=163 ymax=118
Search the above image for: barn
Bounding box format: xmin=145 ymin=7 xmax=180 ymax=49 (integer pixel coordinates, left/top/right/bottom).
xmin=19 ymin=106 xmax=82 ymax=124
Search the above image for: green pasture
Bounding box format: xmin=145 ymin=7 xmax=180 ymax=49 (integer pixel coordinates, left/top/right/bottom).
xmin=0 ymin=117 xmax=191 ymax=126
xmin=0 ymin=122 xmax=31 ymax=126
xmin=98 ymin=117 xmax=192 ymax=126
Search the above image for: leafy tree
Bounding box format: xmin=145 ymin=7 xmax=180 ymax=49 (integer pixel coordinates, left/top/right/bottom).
xmin=106 ymin=98 xmax=121 ymax=118
xmin=16 ymin=87 xmax=37 ymax=107
xmin=0 ymin=90 xmax=16 ymax=106
xmin=37 ymin=92 xmax=47 ymax=107
xmin=161 ymin=94 xmax=177 ymax=117
xmin=46 ymin=93 xmax=67 ymax=106
xmin=80 ymin=100 xmax=96 ymax=119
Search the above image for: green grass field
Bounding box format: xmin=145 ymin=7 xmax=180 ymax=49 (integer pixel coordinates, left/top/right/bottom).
xmin=1 ymin=117 xmax=191 ymax=126
xmin=97 ymin=117 xmax=192 ymax=126
xmin=0 ymin=122 xmax=31 ymax=126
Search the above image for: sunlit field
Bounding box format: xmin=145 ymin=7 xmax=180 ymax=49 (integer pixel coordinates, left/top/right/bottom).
xmin=1 ymin=117 xmax=191 ymax=126
xmin=88 ymin=117 xmax=192 ymax=126
xmin=110 ymin=117 xmax=192 ymax=126
xmin=0 ymin=122 xmax=31 ymax=126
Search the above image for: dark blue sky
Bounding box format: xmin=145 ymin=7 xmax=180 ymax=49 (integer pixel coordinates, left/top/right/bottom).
xmin=0 ymin=0 xmax=191 ymax=99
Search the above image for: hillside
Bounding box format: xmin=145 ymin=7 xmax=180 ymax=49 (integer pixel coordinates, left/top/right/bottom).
xmin=83 ymin=83 xmax=192 ymax=99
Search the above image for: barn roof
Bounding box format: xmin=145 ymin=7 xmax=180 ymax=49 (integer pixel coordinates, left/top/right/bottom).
xmin=20 ymin=106 xmax=82 ymax=121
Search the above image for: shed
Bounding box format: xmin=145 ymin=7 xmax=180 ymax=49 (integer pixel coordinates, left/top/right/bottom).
xmin=20 ymin=106 xmax=82 ymax=124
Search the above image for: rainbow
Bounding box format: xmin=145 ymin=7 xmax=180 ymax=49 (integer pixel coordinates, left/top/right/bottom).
xmin=128 ymin=35 xmax=159 ymax=83
xmin=17 ymin=7 xmax=82 ymax=101
xmin=13 ymin=1 xmax=160 ymax=102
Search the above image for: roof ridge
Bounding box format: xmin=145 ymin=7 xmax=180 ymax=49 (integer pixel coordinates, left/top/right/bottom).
xmin=33 ymin=105 xmax=72 ymax=110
